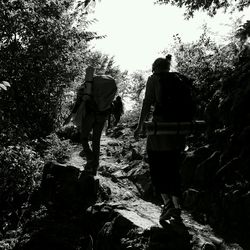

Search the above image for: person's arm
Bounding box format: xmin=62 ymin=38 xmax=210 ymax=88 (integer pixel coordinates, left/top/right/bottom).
xmin=63 ymin=67 xmax=95 ymax=125
xmin=134 ymin=76 xmax=155 ymax=137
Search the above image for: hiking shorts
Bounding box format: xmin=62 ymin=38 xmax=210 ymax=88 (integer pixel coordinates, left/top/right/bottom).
xmin=147 ymin=150 xmax=182 ymax=197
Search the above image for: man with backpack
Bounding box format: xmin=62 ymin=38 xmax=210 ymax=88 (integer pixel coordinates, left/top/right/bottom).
xmin=134 ymin=55 xmax=195 ymax=227
xmin=70 ymin=66 xmax=117 ymax=175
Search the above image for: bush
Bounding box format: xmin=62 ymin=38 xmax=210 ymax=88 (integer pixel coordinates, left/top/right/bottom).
xmin=0 ymin=144 xmax=43 ymax=201
xmin=42 ymin=133 xmax=73 ymax=164
xmin=0 ymin=144 xmax=43 ymax=231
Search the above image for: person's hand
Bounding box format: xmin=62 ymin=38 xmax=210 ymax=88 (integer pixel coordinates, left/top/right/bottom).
xmin=134 ymin=126 xmax=142 ymax=140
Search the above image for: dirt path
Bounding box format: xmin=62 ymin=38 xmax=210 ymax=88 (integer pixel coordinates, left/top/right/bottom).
xmin=67 ymin=135 xmax=242 ymax=250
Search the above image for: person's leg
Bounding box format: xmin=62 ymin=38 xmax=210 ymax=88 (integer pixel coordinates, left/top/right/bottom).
xmin=147 ymin=150 xmax=182 ymax=222
xmin=89 ymin=113 xmax=107 ymax=174
xmin=147 ymin=150 xmax=179 ymax=196
xmin=168 ymin=150 xmax=182 ymax=209
xmin=80 ymin=113 xmax=95 ymax=161
xmin=113 ymin=113 xmax=120 ymax=126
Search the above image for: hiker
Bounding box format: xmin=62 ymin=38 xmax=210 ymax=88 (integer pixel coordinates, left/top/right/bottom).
xmin=68 ymin=66 xmax=117 ymax=175
xmin=112 ymin=96 xmax=124 ymax=126
xmin=106 ymin=95 xmax=124 ymax=133
xmin=134 ymin=55 xmax=194 ymax=226
xmin=106 ymin=96 xmax=124 ymax=131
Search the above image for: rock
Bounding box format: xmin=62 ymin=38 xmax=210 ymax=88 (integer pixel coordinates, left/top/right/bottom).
xmin=126 ymin=162 xmax=152 ymax=199
xmin=120 ymin=228 xmax=148 ymax=250
xmin=209 ymin=235 xmax=224 ymax=247
xmin=201 ymin=242 xmax=216 ymax=250
xmin=40 ymin=161 xmax=98 ymax=212
xmin=78 ymin=171 xmax=99 ymax=209
xmin=112 ymin=130 xmax=124 ymax=139
xmin=215 ymin=157 xmax=241 ymax=183
xmin=131 ymin=148 xmax=143 ymax=161
xmin=194 ymin=151 xmax=221 ymax=188
xmin=107 ymin=141 xmax=121 ymax=147
xmin=182 ymin=188 xmax=200 ymax=209
xmin=98 ymin=183 xmax=112 ymax=201
xmin=180 ymin=145 xmax=212 ymax=188
xmin=96 ymin=214 xmax=134 ymax=250
xmin=146 ymin=226 xmax=192 ymax=250
xmin=89 ymin=204 xmax=116 ymax=232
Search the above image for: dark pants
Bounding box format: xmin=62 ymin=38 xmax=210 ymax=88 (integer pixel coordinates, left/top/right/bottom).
xmin=147 ymin=150 xmax=182 ymax=197
xmin=113 ymin=113 xmax=121 ymax=126
xmin=81 ymin=112 xmax=108 ymax=169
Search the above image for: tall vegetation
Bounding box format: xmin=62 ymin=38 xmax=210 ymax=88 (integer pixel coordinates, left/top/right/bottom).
xmin=168 ymin=25 xmax=239 ymax=119
xmin=0 ymin=0 xmax=97 ymax=141
xmin=0 ymin=0 xmax=99 ymax=237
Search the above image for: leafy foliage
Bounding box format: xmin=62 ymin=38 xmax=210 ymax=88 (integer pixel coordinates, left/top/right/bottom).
xmin=236 ymin=20 xmax=250 ymax=42
xmin=42 ymin=133 xmax=73 ymax=163
xmin=85 ymin=51 xmax=120 ymax=76
xmin=156 ymin=0 xmax=250 ymax=18
xmin=0 ymin=144 xmax=43 ymax=231
xmin=129 ymin=71 xmax=148 ymax=102
xmin=0 ymin=0 xmax=97 ymax=139
xmin=168 ymin=25 xmax=240 ymax=118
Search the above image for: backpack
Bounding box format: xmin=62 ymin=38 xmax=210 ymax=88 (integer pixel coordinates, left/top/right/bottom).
xmin=85 ymin=75 xmax=117 ymax=114
xmin=153 ymin=72 xmax=195 ymax=122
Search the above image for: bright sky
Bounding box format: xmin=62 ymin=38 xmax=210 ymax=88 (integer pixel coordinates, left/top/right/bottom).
xmin=88 ymin=0 xmax=250 ymax=72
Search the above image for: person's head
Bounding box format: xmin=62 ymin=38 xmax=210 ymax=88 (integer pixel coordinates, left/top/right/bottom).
xmin=152 ymin=54 xmax=172 ymax=73
xmin=116 ymin=96 xmax=121 ymax=101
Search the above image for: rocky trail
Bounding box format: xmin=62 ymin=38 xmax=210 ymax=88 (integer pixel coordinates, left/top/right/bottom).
xmin=66 ymin=134 xmax=241 ymax=250
xmin=10 ymin=130 xmax=245 ymax=250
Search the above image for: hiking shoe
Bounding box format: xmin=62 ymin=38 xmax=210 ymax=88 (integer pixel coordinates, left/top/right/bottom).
xmin=159 ymin=203 xmax=181 ymax=226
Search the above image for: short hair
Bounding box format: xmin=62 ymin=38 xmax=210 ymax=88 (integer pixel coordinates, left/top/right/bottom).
xmin=152 ymin=54 xmax=172 ymax=73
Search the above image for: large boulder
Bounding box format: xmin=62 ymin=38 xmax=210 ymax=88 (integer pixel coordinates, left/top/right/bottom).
xmin=193 ymin=151 xmax=221 ymax=188
xmin=39 ymin=161 xmax=98 ymax=212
